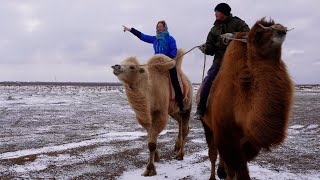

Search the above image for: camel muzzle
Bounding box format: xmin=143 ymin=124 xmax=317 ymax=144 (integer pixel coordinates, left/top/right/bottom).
xmin=112 ymin=64 xmax=122 ymax=75
xmin=276 ymin=30 xmax=286 ymax=37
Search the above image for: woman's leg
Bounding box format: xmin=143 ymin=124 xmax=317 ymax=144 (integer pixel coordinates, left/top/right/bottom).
xmin=169 ymin=66 xmax=186 ymax=116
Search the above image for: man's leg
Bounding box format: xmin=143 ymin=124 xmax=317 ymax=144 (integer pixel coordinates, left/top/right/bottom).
xmin=195 ymin=62 xmax=220 ymax=119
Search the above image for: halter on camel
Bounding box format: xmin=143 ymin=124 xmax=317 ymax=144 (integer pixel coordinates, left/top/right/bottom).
xmin=220 ymin=24 xmax=294 ymax=44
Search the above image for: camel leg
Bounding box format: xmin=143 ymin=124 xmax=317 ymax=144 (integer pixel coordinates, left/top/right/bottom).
xmin=174 ymin=116 xmax=182 ymax=154
xmin=175 ymin=113 xmax=189 ymax=160
xmin=174 ymin=117 xmax=184 ymax=160
xmin=217 ymin=129 xmax=250 ymax=180
xmin=154 ymin=149 xmax=160 ymax=162
xmin=224 ymin=164 xmax=235 ymax=180
xmin=235 ymin=141 xmax=251 ymax=179
xmin=200 ymin=120 xmax=217 ymax=180
xmin=217 ymin=157 xmax=236 ymax=180
xmin=217 ymin=156 xmax=227 ymax=179
xmin=142 ymin=111 xmax=168 ymax=176
xmin=221 ymin=152 xmax=250 ymax=179
xmin=235 ymin=162 xmax=250 ymax=180
xmin=208 ymin=142 xmax=217 ymax=180
xmin=142 ymin=130 xmax=158 ymax=176
xmin=174 ymin=122 xmax=182 ymax=157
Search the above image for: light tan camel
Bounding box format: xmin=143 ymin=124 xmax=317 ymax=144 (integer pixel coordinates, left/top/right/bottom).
xmin=112 ymin=49 xmax=192 ymax=176
xmin=200 ymin=18 xmax=294 ymax=179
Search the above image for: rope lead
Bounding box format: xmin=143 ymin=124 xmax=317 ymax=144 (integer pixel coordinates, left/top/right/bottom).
xmin=202 ymin=53 xmax=206 ymax=82
xmin=120 ymin=45 xmax=201 ymax=67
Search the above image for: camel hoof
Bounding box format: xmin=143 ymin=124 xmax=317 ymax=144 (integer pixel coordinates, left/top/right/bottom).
xmin=142 ymin=163 xmax=157 ymax=176
xmin=176 ymin=155 xmax=183 ymax=160
xmin=217 ymin=166 xmax=227 ymax=179
xmin=175 ymin=151 xmax=184 ymax=160
xmin=142 ymin=169 xmax=157 ymax=176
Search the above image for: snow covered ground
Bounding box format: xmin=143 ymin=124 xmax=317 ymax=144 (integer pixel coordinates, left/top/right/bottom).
xmin=0 ymin=85 xmax=319 ymax=179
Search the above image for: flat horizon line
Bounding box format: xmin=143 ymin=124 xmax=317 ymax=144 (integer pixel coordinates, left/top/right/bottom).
xmin=0 ymin=81 xmax=319 ymax=87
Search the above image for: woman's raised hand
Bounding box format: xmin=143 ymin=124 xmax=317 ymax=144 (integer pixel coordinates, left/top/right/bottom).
xmin=122 ymin=25 xmax=131 ymax=32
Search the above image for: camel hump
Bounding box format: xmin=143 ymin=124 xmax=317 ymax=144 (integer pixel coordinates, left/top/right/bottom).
xmin=147 ymin=54 xmax=175 ymax=72
xmin=175 ymin=48 xmax=185 ymax=70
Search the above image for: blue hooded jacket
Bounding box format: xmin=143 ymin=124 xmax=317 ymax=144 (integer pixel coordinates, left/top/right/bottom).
xmin=130 ymin=28 xmax=177 ymax=59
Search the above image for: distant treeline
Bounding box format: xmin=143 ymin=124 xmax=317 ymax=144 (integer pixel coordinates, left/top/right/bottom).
xmin=0 ymin=81 xmax=123 ymax=87
xmin=0 ymin=81 xmax=318 ymax=87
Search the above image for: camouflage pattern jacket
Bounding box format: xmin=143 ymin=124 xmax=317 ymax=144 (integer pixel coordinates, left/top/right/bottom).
xmin=204 ymin=15 xmax=250 ymax=65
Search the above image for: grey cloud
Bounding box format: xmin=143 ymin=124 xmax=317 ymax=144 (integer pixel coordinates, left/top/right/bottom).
xmin=0 ymin=0 xmax=319 ymax=83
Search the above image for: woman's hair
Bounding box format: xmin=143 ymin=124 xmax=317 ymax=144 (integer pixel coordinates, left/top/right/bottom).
xmin=157 ymin=20 xmax=166 ymax=27
xmin=156 ymin=20 xmax=168 ymax=32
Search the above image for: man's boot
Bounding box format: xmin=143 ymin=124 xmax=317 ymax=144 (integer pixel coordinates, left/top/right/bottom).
xmin=195 ymin=97 xmax=207 ymax=120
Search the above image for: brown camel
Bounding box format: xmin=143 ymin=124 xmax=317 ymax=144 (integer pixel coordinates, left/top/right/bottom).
xmin=112 ymin=49 xmax=193 ymax=176
xmin=200 ymin=18 xmax=294 ymax=179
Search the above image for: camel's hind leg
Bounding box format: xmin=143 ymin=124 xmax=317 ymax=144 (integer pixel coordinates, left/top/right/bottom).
xmin=200 ymin=120 xmax=217 ymax=180
xmin=208 ymin=143 xmax=217 ymax=180
xmin=174 ymin=110 xmax=190 ymax=160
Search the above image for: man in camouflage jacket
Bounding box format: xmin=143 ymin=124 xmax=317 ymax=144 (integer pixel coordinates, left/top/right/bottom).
xmin=195 ymin=3 xmax=250 ymax=119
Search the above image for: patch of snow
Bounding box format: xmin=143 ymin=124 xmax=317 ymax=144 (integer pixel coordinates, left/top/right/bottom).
xmin=306 ymin=124 xmax=318 ymax=129
xmin=289 ymin=125 xmax=304 ymax=129
xmin=190 ymin=138 xmax=206 ymax=144
xmin=120 ymin=150 xmax=320 ymax=180
xmin=0 ymin=131 xmax=146 ymax=160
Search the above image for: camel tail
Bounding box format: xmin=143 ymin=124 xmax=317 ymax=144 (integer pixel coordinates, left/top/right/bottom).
xmin=175 ymin=48 xmax=185 ymax=70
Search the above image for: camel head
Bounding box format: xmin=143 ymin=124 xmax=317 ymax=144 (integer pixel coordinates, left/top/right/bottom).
xmin=248 ymin=18 xmax=290 ymax=55
xmin=112 ymin=56 xmax=146 ymax=85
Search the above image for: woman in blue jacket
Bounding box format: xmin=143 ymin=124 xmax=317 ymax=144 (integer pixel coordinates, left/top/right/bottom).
xmin=123 ymin=20 xmax=186 ymax=117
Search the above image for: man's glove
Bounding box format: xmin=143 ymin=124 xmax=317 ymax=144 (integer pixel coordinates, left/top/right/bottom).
xmin=198 ymin=43 xmax=206 ymax=53
xmin=220 ymin=33 xmax=234 ymax=45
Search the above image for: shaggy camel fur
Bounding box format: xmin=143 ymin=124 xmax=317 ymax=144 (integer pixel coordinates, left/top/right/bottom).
xmin=112 ymin=49 xmax=193 ymax=176
xmin=200 ymin=18 xmax=294 ymax=180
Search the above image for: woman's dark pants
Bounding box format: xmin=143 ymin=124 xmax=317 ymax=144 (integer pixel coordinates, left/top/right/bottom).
xmin=169 ymin=66 xmax=187 ymax=117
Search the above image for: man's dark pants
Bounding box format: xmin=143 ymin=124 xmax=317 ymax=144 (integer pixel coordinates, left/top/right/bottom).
xmin=198 ymin=61 xmax=221 ymax=114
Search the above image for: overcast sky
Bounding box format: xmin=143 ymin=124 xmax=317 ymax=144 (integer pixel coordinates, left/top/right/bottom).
xmin=0 ymin=0 xmax=319 ymax=84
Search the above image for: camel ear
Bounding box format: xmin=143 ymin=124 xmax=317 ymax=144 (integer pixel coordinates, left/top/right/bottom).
xmin=139 ymin=67 xmax=145 ymax=73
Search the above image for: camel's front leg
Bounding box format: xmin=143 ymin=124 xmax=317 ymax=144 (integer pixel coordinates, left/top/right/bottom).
xmin=142 ymin=130 xmax=159 ymax=176
xmin=217 ymin=129 xmax=250 ymax=180
xmin=217 ymin=157 xmax=236 ymax=180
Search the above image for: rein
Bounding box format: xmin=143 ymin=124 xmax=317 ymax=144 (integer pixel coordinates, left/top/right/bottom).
xmin=121 ymin=45 xmax=201 ymax=67
xmin=220 ymin=33 xmax=248 ymax=44
xmin=228 ymin=37 xmax=247 ymax=43
xmin=202 ymin=54 xmax=206 ymax=82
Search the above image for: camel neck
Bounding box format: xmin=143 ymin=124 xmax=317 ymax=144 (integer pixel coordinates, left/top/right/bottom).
xmin=248 ymin=47 xmax=282 ymax=67
xmin=124 ymin=83 xmax=151 ymax=125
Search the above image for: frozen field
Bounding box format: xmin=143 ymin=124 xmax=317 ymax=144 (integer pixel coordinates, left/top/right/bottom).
xmin=0 ymin=84 xmax=319 ymax=179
